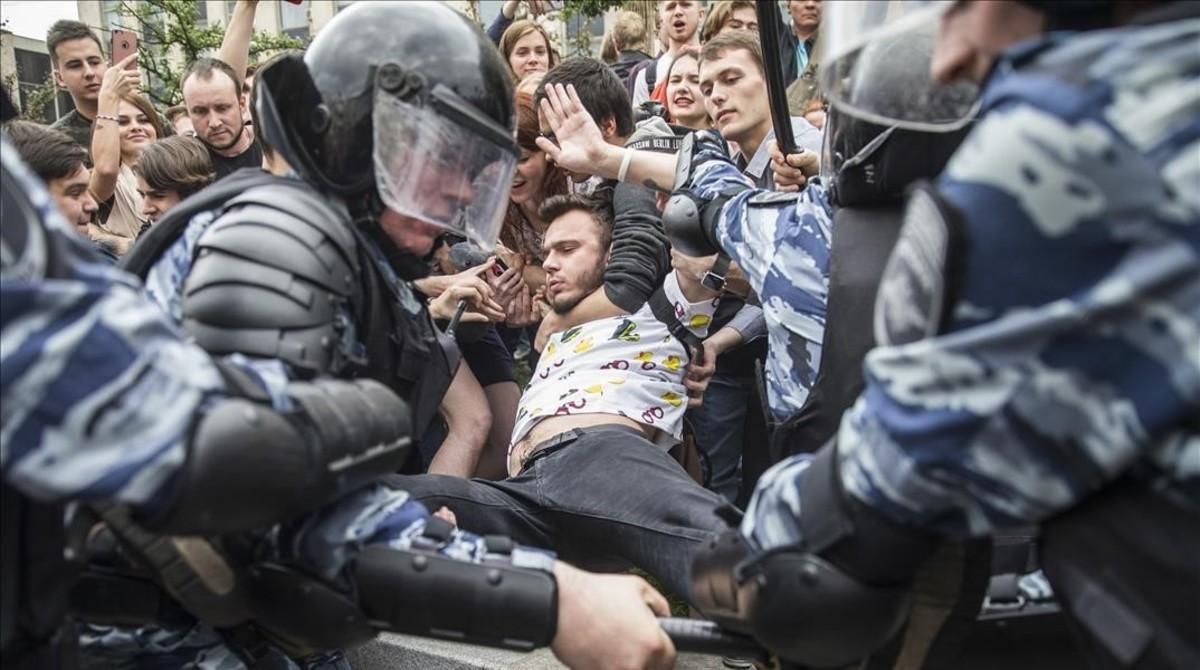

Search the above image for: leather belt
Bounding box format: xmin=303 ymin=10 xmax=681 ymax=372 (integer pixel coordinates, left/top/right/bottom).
xmin=518 ymin=424 xmax=645 ymax=472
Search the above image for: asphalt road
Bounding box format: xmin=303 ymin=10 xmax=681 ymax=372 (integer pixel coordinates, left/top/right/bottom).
xmin=346 ymin=633 xmax=731 ymax=669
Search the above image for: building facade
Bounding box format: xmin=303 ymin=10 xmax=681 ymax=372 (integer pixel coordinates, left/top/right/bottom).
xmin=3 ymin=1 xmax=626 ymax=120
xmin=1 ymin=29 xmax=75 ymax=121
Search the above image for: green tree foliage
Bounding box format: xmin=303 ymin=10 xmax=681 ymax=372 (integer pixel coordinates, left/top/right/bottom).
xmin=4 ymin=72 xmax=59 ymax=124
xmin=560 ymin=0 xmax=625 ymax=56
xmin=114 ymin=0 xmax=303 ymax=107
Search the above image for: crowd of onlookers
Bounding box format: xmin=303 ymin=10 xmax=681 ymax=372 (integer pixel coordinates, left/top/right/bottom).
xmin=3 ymin=0 xmax=826 ymax=503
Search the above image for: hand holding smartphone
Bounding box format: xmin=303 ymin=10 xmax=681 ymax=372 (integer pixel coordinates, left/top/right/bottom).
xmin=491 ymin=256 xmax=510 ymax=278
xmin=110 ymin=29 xmax=138 ymax=70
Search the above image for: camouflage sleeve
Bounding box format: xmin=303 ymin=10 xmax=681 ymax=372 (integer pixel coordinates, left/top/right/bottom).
xmin=744 ymin=43 xmax=1200 ymax=543
xmin=278 ymin=483 xmax=554 ymax=583
xmin=1 ymin=142 xmax=225 ymax=509
xmin=837 ymin=93 xmax=1200 ymax=537
xmin=687 ymin=155 xmax=832 ymax=298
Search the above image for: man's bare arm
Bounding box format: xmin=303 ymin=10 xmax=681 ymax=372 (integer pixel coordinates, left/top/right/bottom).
xmin=428 ymin=364 xmax=492 ymax=477
xmin=218 ymin=0 xmax=259 ymax=87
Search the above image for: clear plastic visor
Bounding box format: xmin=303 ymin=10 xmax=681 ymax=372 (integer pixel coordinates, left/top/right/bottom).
xmin=819 ymin=1 xmax=979 ymax=132
xmin=373 ymin=91 xmax=516 ymax=251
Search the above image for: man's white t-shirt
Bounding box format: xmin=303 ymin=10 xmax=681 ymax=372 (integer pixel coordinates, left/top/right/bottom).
xmin=510 ymin=272 xmax=717 ymax=454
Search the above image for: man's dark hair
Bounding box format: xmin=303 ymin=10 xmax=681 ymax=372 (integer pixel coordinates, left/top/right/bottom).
xmin=537 ymin=58 xmax=634 ymax=138
xmin=181 ymin=57 xmax=242 ymax=99
xmin=133 ymin=136 xmax=215 ymax=199
xmin=46 ymin=20 xmax=104 ymax=65
xmin=538 ymin=193 xmax=614 ymax=250
xmin=3 ymin=120 xmax=90 ymax=183
xmin=246 ymin=51 xmax=303 ymax=161
xmin=699 ymin=29 xmax=765 ymax=76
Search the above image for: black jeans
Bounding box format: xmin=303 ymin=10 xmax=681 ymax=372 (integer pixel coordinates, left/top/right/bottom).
xmin=386 ymin=425 xmax=729 ymax=601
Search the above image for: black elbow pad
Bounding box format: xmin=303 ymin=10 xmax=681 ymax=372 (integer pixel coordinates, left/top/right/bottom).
xmin=146 ymin=378 xmax=411 ymax=535
xmin=662 ymin=191 xmax=727 ymax=257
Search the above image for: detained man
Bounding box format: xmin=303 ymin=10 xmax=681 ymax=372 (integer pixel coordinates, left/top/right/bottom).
xmin=389 ymin=193 xmax=730 ymax=601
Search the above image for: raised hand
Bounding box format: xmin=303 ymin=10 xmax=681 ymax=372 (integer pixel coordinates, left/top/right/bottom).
xmin=534 ymin=83 xmax=609 ymax=177
xmin=100 ymin=53 xmax=141 ymax=101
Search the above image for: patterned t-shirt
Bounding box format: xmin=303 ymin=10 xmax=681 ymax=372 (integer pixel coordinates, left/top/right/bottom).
xmin=510 ymin=271 xmax=718 ymax=453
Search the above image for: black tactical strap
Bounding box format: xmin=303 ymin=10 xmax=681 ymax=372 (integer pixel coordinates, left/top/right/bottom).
xmin=647 ymin=286 xmax=703 ymax=354
xmin=92 ymin=505 xmax=250 ymax=628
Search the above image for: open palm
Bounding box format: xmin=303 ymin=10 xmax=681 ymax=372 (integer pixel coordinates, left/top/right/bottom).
xmin=534 ymin=83 xmax=608 ymax=175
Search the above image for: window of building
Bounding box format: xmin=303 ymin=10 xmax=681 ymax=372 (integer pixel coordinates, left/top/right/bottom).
xmin=564 ymin=13 xmax=604 ymax=56
xmin=102 ymin=0 xmax=123 ymax=30
xmin=280 ymin=0 xmax=310 ymax=41
xmin=13 ymin=48 xmax=68 ymax=121
xmin=196 ymin=1 xmax=208 ymax=25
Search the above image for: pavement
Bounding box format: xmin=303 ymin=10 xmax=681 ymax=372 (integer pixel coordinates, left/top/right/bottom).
xmin=346 ymin=633 xmax=729 ymax=669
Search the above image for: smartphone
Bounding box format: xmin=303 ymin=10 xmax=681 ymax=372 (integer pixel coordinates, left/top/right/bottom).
xmin=111 ymin=29 xmax=138 ymax=69
xmin=491 ymin=256 xmax=510 ymax=278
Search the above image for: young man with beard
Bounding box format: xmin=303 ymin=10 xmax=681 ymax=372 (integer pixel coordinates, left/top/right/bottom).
xmin=34 ymin=5 xmax=676 ymax=669
xmin=389 ymin=193 xmax=732 ymax=601
xmin=631 ymin=0 xmax=706 ymax=108
xmin=181 ymin=58 xmax=262 ymax=179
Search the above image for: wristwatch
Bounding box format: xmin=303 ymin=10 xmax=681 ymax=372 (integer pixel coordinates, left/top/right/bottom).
xmin=701 ymin=254 xmax=732 ymax=292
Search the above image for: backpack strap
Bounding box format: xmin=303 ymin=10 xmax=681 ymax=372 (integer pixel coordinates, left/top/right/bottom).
xmin=645 ymin=55 xmax=659 ymax=92
xmin=647 ymin=284 xmax=703 ymax=354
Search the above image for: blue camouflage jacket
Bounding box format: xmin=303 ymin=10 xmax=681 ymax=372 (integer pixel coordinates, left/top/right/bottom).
xmin=0 ymin=149 xmax=549 ymax=669
xmin=743 ymin=19 xmax=1200 ymax=550
xmin=685 ymin=144 xmax=834 ymax=420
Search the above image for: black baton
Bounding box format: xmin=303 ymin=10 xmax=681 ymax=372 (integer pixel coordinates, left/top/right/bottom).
xmin=756 ymin=1 xmax=798 ymax=155
xmin=658 ymin=617 xmax=771 ymax=662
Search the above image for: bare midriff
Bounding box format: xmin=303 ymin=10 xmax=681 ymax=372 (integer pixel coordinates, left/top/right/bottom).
xmin=507 ymin=413 xmax=655 ymax=477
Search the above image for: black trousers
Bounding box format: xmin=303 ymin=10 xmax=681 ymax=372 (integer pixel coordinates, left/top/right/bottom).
xmin=387 ymin=425 xmax=729 ymax=600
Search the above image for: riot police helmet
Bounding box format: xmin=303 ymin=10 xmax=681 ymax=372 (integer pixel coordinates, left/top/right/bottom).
xmin=818 ymin=1 xmax=974 ymax=207
xmin=254 ymin=1 xmax=518 ymax=250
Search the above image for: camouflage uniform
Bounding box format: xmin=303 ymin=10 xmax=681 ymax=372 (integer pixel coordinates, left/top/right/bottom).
xmin=684 ymin=138 xmax=834 ymax=420
xmin=0 ymin=142 xmax=551 ymax=669
xmin=741 ymin=16 xmax=1200 ymax=550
